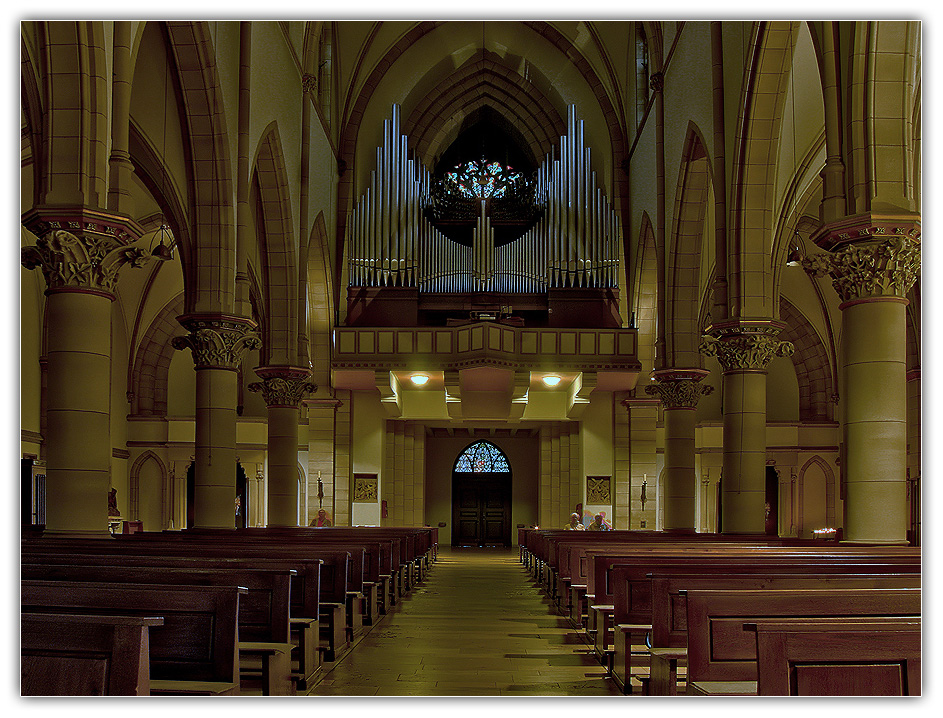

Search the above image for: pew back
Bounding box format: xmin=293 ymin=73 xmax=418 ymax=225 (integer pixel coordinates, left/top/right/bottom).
xmin=22 ymin=580 xmax=243 ymax=689
xmin=684 ymin=588 xmax=921 ymax=684
xmin=21 ymin=613 xmax=162 ymax=696
xmin=750 ymin=619 xmax=921 ymax=696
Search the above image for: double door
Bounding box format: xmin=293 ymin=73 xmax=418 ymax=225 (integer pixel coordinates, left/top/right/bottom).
xmin=452 ymin=472 xmax=510 ymax=547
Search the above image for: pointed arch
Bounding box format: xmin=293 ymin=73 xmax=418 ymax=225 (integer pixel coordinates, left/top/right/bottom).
xmin=730 ymin=21 xmax=800 ymax=318
xmin=667 ymin=125 xmax=712 ymax=366
xmin=779 ymin=298 xmax=835 ymax=421
xmin=130 ymin=294 xmax=186 ymax=416
xmin=253 ymin=121 xmax=298 ymax=366
xmin=633 ymin=212 xmax=658 ymax=372
xmin=797 ymin=454 xmax=836 ymax=535
xmin=308 ymin=211 xmax=334 ymax=391
xmin=163 ymin=21 xmax=236 ymax=314
xmin=403 ymin=54 xmax=565 ymax=171
xmin=129 ymin=450 xmax=170 ymax=530
xmin=20 ymin=34 xmax=44 ymax=206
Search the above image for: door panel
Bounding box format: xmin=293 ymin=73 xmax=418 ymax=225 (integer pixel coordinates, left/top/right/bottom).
xmin=452 ymin=473 xmax=510 ymax=547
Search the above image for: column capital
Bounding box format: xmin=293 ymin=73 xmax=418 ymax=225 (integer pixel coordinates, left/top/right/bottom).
xmin=700 ymin=320 xmax=794 ymax=372
xmin=808 ymin=211 xmax=920 ymax=253
xmin=802 ymin=234 xmax=920 ymax=304
xmin=645 ymin=368 xmax=713 ymax=409
xmin=21 ymin=207 xmax=149 ymax=296
xmin=172 ymin=313 xmax=261 ymax=370
xmin=248 ymin=366 xmax=317 ymax=408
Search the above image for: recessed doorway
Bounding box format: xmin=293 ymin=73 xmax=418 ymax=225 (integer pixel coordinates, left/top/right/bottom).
xmin=451 ymin=441 xmax=512 ymax=547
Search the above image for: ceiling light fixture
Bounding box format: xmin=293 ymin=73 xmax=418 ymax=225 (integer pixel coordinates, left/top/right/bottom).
xmin=542 ymin=375 xmax=562 ymax=387
xmin=411 ymin=374 xmax=430 ymax=386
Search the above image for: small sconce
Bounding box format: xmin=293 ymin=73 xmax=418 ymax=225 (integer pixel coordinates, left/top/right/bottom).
xmin=640 ymin=474 xmax=648 ymax=510
xmin=317 ymin=470 xmax=324 ymax=508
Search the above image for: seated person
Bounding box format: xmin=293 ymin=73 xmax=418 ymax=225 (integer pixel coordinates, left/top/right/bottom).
xmin=563 ymin=512 xmax=585 ymax=530
xmin=587 ymin=513 xmax=610 ymax=531
xmin=310 ymin=508 xmax=333 ymax=527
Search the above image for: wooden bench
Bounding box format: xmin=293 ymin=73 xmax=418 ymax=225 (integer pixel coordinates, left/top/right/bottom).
xmin=595 ymin=547 xmax=919 ymax=654
xmin=641 ymin=572 xmax=921 ymax=696
xmin=22 ymin=563 xmax=297 ymax=695
xmin=22 ymin=613 xmax=163 ymax=696
xmin=22 ymin=580 xmax=243 ymax=695
xmin=22 ymin=545 xmax=333 ymax=678
xmin=748 ymin=619 xmax=921 ymax=695
xmin=118 ymin=529 xmax=381 ymax=632
xmin=24 ymin=537 xmax=354 ymax=664
xmin=684 ymin=588 xmax=921 ymax=695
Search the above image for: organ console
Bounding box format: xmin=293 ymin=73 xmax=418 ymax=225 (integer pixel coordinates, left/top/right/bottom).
xmin=346 ymin=104 xmax=622 ymax=326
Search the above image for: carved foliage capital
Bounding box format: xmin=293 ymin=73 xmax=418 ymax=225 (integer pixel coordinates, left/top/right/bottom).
xmin=172 ymin=317 xmax=262 ymax=370
xmin=21 ymin=229 xmax=149 ymax=293
xmin=645 ymin=377 xmax=714 ymax=409
xmin=248 ymin=373 xmax=317 ymax=408
xmin=700 ymin=332 xmax=795 ymax=371
xmin=802 ymin=236 xmax=920 ymax=302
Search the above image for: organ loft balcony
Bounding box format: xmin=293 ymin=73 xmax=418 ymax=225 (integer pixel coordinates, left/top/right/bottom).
xmin=331 ymin=304 xmax=641 ymax=423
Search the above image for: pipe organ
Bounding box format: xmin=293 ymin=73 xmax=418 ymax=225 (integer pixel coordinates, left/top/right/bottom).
xmin=346 ymin=104 xmax=620 ymax=296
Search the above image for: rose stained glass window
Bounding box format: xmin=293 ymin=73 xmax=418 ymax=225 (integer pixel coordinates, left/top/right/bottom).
xmin=454 ymin=441 xmax=511 ymax=473
xmin=445 ymin=159 xmax=523 ymax=200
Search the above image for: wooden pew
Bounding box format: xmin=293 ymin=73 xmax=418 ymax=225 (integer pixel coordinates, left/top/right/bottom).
xmin=683 ymin=588 xmax=921 ymax=695
xmin=22 ymin=580 xmax=243 ymax=695
xmin=233 ymin=528 xmax=390 ymax=623
xmin=22 ymin=613 xmax=163 ymax=696
xmin=606 ymin=553 xmax=920 ymax=691
xmin=748 ymin=619 xmax=921 ymax=696
xmin=640 ymin=572 xmax=921 ymax=695
xmin=22 ymin=563 xmax=297 ymax=696
xmin=119 ymin=528 xmax=383 ymax=629
xmin=23 ymin=537 xmax=352 ymax=660
xmin=593 ymin=546 xmax=919 ymax=655
xmin=21 ymin=542 xmax=341 ymax=671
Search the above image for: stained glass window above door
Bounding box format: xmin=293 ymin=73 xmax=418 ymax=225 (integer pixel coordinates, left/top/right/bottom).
xmin=454 ymin=441 xmax=511 ymax=473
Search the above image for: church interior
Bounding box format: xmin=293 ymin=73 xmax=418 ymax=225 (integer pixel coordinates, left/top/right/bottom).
xmin=19 ymin=19 xmax=922 ymax=697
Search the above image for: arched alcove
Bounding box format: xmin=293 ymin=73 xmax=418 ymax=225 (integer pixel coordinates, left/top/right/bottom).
xmin=798 ymin=455 xmax=835 ymax=538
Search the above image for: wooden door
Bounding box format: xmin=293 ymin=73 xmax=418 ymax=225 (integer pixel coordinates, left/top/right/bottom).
xmin=452 ymin=473 xmax=510 ymax=547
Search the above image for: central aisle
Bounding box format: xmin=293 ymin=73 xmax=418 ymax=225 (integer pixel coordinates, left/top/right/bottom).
xmin=308 ymin=547 xmax=621 ymax=696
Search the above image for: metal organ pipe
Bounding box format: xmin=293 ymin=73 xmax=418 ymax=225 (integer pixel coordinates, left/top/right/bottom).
xmin=347 ymin=104 xmax=620 ymax=295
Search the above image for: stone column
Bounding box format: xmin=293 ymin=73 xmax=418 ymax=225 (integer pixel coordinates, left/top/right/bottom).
xmin=804 ymin=225 xmax=920 ymax=543
xmin=107 ymin=22 xmax=136 ymax=216
xmin=645 ymin=369 xmax=713 ymax=531
xmin=700 ymin=322 xmax=794 ymax=534
xmin=173 ymin=314 xmax=261 ymax=529
xmin=248 ymin=367 xmax=316 ymax=526
xmin=21 ymin=211 xmax=148 ymax=534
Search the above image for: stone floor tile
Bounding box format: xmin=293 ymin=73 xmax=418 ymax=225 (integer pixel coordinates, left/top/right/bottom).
xmin=306 ymin=547 xmax=621 ymax=697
